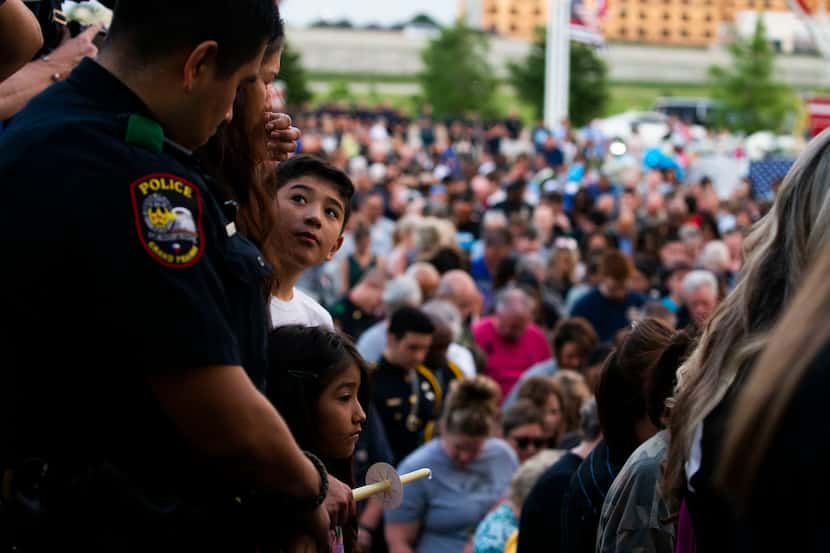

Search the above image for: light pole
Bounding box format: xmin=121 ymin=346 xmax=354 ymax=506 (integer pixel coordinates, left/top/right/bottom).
xmin=544 ymin=0 xmax=572 ymax=128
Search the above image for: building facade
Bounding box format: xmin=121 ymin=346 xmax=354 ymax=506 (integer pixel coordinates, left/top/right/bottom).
xmin=462 ymin=0 xmax=830 ymax=46
xmin=460 ymin=0 xmax=550 ymax=40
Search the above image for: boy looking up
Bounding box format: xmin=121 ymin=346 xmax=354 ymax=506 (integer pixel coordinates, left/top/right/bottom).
xmin=269 ymin=155 xmax=354 ymax=328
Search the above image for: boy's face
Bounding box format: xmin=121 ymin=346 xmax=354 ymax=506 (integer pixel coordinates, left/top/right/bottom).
xmin=273 ymin=176 xmax=345 ymax=271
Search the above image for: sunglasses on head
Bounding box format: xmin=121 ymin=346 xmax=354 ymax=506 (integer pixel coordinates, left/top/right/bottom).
xmin=514 ymin=436 xmax=546 ymax=450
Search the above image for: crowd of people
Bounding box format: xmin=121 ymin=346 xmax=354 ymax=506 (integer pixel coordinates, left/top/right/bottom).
xmin=1 ymin=1 xmax=829 ymax=553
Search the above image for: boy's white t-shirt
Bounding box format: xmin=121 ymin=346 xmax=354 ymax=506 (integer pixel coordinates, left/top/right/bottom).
xmin=269 ymin=288 xmax=334 ymax=329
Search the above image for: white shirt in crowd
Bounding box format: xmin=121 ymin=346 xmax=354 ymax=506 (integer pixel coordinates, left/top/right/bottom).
xmin=270 ymin=288 xmax=334 ymax=329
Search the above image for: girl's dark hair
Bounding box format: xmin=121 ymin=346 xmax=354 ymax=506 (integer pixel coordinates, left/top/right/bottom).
xmin=267 ymin=325 xmax=370 ymax=461
xmin=266 ymin=325 xmax=369 ymax=552
xmin=596 ymin=318 xmax=673 ymax=460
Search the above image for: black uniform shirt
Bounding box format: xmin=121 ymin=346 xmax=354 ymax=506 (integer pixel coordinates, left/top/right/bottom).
xmin=0 ymin=59 xmax=271 ymax=549
xmin=371 ymin=356 xmax=442 ymax=465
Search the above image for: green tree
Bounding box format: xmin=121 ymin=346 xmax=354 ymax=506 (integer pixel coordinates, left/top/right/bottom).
xmin=278 ymin=42 xmax=312 ymax=110
xmin=418 ymin=22 xmax=498 ymax=118
xmin=327 ymin=80 xmax=351 ymax=102
xmin=509 ymin=28 xmax=609 ymax=126
xmin=708 ymin=17 xmax=795 ymax=133
xmin=409 ymin=13 xmax=440 ymax=28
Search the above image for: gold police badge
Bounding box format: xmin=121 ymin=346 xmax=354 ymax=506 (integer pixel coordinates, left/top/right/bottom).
xmin=130 ymin=173 xmax=204 ymax=268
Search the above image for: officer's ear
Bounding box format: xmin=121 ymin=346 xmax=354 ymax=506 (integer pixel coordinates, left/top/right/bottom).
xmin=182 ymin=41 xmax=220 ymax=94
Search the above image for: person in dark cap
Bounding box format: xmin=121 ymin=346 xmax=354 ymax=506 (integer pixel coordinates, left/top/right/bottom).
xmin=492 ymin=178 xmax=533 ymax=221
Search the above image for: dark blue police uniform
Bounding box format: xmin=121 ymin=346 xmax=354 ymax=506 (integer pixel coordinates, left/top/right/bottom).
xmin=0 ymin=58 xmax=271 ymax=552
xmin=371 ymin=357 xmax=442 ymax=465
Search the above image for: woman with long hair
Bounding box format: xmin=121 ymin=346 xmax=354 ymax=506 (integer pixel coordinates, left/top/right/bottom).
xmin=196 ymin=17 xmax=288 ymax=290
xmin=662 ymin=129 xmax=830 ymax=552
xmin=718 ymin=246 xmax=830 ymax=552
xmin=561 ymin=318 xmax=674 ymax=553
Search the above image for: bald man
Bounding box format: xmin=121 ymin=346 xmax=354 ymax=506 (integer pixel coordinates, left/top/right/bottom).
xmin=437 ymin=270 xmax=487 ymax=373
xmin=436 ymin=270 xmax=482 ymax=321
xmin=407 ymin=262 xmax=440 ymax=300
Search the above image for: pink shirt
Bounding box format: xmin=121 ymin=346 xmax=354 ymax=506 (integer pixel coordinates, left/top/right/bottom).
xmin=472 ymin=316 xmax=553 ymax=400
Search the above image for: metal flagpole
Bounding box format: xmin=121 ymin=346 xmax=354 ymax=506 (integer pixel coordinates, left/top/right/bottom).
xmin=544 ymin=0 xmax=572 ymax=128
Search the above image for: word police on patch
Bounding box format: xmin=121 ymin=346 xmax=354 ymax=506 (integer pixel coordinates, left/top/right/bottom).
xmin=130 ymin=173 xmax=204 ymax=268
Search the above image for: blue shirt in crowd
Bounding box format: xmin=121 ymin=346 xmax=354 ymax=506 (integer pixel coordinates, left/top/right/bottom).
xmin=571 ymin=288 xmax=646 ymax=343
xmin=386 ymin=438 xmax=518 ymax=553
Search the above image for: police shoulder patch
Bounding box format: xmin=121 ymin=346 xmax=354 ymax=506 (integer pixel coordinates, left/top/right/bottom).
xmin=130 ymin=172 xmax=204 ymax=268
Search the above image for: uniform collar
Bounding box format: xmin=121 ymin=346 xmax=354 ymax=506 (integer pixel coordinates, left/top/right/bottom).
xmin=67 ymin=58 xmax=156 ymax=121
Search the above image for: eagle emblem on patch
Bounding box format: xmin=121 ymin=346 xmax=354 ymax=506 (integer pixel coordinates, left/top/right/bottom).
xmin=130 ymin=172 xmax=204 ymax=268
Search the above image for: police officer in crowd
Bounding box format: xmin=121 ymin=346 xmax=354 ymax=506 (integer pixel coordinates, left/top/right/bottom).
xmin=372 ymin=306 xmax=444 ymax=465
xmin=0 ymin=1 xmax=351 ymax=552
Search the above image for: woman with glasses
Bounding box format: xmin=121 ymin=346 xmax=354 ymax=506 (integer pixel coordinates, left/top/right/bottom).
xmin=502 ymin=400 xmax=547 ymax=463
xmin=513 ymin=376 xmax=566 ymax=448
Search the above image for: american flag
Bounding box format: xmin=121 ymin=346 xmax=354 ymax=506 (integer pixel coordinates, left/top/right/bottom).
xmin=748 ymin=158 xmax=794 ymax=201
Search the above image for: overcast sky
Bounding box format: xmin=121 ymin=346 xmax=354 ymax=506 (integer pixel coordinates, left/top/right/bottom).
xmin=279 ymin=0 xmax=457 ymax=27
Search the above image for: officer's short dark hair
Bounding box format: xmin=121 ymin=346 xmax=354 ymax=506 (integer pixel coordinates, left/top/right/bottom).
xmin=107 ymin=0 xmax=283 ymax=78
xmin=388 ymin=306 xmax=435 ymax=341
xmin=275 ymin=155 xmax=355 ymax=230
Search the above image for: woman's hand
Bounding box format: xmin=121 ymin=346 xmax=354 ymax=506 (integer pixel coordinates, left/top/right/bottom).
xmin=266 ymin=112 xmax=301 ymax=161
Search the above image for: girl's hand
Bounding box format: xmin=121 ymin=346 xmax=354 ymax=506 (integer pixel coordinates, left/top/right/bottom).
xmin=323 ymin=475 xmax=356 ymax=528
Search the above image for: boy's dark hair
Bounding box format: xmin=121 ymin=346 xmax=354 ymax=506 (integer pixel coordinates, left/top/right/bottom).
xmin=502 ymin=399 xmax=544 ymax=436
xmin=108 ymin=0 xmax=283 ymax=78
xmin=274 ymin=155 xmax=355 ymax=229
xmin=388 ymin=306 xmax=435 ymax=341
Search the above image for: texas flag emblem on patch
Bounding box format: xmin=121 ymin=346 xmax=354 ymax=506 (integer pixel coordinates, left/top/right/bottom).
xmin=130 ymin=173 xmax=205 ymax=268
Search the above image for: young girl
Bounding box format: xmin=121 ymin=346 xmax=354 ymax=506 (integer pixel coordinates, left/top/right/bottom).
xmin=267 ymin=325 xmax=370 ymax=552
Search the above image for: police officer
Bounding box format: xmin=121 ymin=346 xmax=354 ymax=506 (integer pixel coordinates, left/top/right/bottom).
xmin=371 ymin=306 xmax=444 ymax=465
xmin=0 ymin=1 xmax=351 ymax=552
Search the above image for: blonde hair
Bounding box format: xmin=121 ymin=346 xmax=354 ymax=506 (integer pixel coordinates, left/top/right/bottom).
xmin=663 ymin=129 xmax=830 ymax=500
xmin=720 ymin=245 xmax=830 ymax=504
xmin=551 ymin=370 xmax=592 ymax=435
xmin=508 ymin=449 xmax=565 ymax=507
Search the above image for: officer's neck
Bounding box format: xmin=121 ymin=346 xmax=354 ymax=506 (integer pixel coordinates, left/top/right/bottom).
xmin=382 ymin=354 xmax=410 ymax=372
xmin=97 ymin=49 xmax=194 ymax=149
